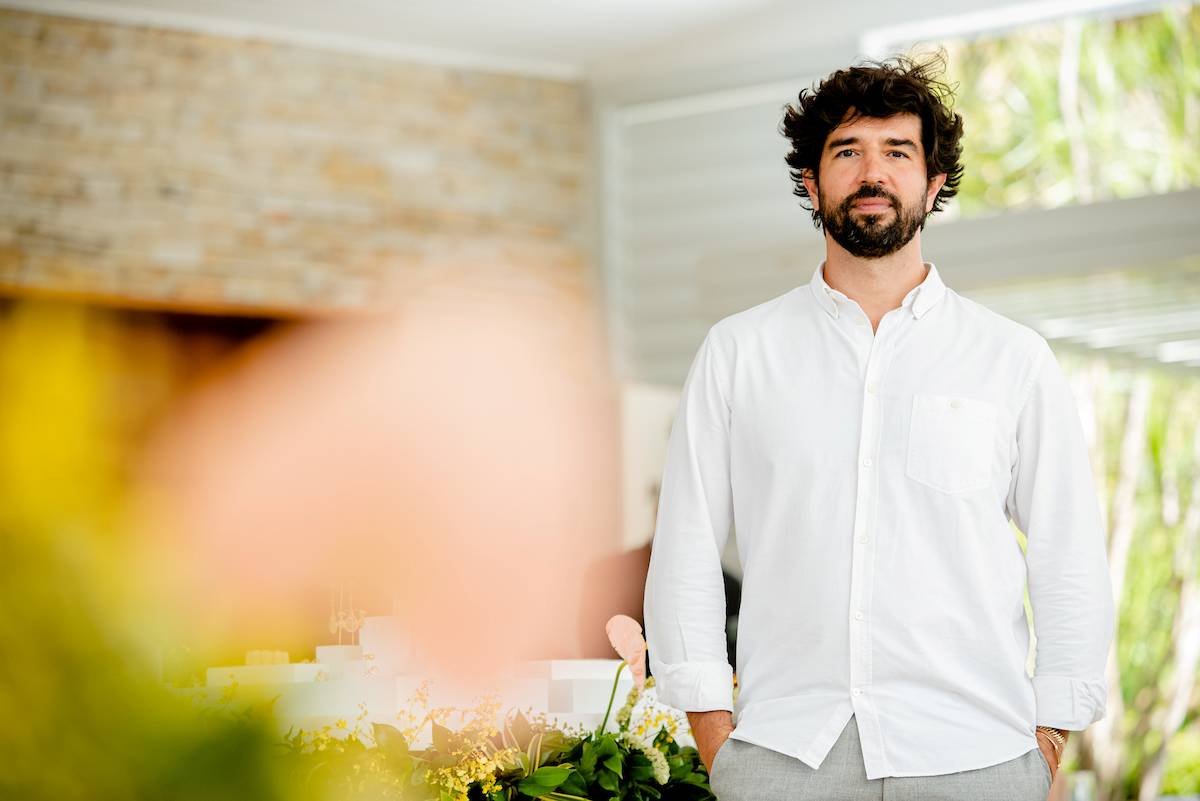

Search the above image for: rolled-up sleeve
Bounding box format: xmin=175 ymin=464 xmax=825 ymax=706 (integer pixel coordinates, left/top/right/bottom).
xmin=644 ymin=328 xmax=735 ymax=712
xmin=1006 ymin=338 xmax=1116 ymax=730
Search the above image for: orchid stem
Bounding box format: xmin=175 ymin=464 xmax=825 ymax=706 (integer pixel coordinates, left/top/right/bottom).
xmin=598 ymin=661 xmax=626 ymax=735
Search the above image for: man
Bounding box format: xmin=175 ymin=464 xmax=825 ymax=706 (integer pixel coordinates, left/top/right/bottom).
xmin=642 ymin=57 xmax=1115 ymax=801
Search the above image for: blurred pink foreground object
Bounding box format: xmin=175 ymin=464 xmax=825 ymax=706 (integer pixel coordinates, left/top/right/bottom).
xmin=139 ymin=275 xmax=619 ymax=685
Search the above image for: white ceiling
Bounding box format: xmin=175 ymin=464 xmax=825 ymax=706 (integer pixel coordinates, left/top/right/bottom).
xmin=3 ymin=0 xmax=780 ymax=78
xmin=5 ymin=0 xmax=1172 ymax=90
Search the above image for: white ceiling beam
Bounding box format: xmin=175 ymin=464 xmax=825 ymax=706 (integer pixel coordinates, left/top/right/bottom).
xmin=926 ymin=188 xmax=1200 ymax=291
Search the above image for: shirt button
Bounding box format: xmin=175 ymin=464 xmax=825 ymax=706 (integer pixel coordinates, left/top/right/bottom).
xmin=854 ymin=612 xmax=865 ymax=620
xmin=853 ymin=688 xmax=864 ymax=697
xmin=862 ymin=458 xmax=873 ymax=467
xmin=858 ymin=537 xmax=868 ymax=544
xmin=866 ymin=383 xmax=878 ymax=394
xmin=950 ymin=399 xmax=962 ymax=409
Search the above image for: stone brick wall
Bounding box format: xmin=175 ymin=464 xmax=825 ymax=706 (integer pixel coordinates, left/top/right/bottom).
xmin=0 ymin=10 xmax=593 ymax=314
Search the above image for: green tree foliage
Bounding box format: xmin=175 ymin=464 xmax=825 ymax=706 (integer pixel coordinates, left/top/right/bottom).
xmin=914 ymin=4 xmax=1200 ymax=217
xmin=1058 ymin=351 xmax=1200 ymax=801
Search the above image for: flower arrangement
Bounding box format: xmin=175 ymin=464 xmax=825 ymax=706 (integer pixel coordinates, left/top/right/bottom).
xmin=279 ymin=617 xmax=715 ymax=801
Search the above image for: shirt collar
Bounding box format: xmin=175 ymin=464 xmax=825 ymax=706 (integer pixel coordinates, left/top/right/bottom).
xmin=809 ymin=261 xmax=946 ymax=320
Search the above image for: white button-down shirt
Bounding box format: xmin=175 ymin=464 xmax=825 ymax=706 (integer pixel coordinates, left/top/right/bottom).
xmin=644 ymin=262 xmax=1115 ymax=779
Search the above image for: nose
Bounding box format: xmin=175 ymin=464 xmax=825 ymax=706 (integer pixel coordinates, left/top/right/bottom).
xmin=859 ymin=151 xmax=888 ymax=186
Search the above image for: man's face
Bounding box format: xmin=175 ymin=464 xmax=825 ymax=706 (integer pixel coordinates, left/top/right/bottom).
xmin=801 ymin=112 xmax=947 ymax=259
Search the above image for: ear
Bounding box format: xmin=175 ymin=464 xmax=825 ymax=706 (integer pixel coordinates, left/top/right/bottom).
xmin=925 ymin=173 xmax=948 ymax=212
xmin=801 ymin=168 xmax=820 ymax=210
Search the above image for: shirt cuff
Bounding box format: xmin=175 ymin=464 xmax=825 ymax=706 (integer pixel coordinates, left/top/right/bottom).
xmin=648 ymin=657 xmax=734 ymax=712
xmin=1033 ymin=674 xmax=1107 ymax=730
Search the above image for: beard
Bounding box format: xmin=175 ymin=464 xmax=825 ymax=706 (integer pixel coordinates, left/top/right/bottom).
xmin=818 ymin=183 xmax=927 ymax=259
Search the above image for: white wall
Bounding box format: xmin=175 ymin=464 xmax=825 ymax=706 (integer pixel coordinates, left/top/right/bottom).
xmin=620 ymin=382 xmax=680 ymax=550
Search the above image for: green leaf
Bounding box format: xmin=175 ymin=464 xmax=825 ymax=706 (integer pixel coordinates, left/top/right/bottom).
xmin=603 ymin=753 xmax=623 ymax=778
xmin=528 ymin=731 xmax=544 ymax=772
xmin=580 ymin=742 xmax=598 ymax=776
xmin=559 ymin=771 xmax=589 ymax=796
xmin=597 ymin=770 xmax=619 ymax=793
xmin=530 ymin=765 xmax=572 ymax=784
xmin=372 ymin=723 xmax=409 ymax=758
xmin=595 ymin=735 xmax=618 ymax=758
xmin=517 ymin=764 xmax=573 ymax=796
xmin=511 ymin=710 xmax=534 ymax=750
xmin=431 ymin=722 xmax=454 ymax=754
xmin=541 ymin=730 xmax=569 ymax=750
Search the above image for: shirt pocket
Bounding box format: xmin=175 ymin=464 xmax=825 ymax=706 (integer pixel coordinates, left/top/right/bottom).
xmin=905 ymin=393 xmax=998 ymax=494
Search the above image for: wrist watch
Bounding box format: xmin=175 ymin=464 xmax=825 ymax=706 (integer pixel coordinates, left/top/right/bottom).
xmin=1035 ymin=726 xmax=1067 ymax=760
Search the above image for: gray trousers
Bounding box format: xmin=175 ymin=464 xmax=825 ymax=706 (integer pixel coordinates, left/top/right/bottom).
xmin=709 ymin=716 xmax=1052 ymax=801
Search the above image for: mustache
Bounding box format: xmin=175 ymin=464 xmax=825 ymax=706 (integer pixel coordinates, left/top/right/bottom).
xmin=846 ymin=185 xmax=899 ymax=205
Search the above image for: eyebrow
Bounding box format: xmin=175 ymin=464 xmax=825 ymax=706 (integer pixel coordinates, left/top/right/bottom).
xmin=826 ymin=136 xmax=919 ymax=151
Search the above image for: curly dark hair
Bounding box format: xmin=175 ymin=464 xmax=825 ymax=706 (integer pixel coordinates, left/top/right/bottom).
xmin=780 ymin=54 xmax=965 ymax=227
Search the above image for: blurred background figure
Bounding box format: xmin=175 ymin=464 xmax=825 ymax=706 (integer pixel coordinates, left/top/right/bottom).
xmin=1 ymin=1 xmax=1198 ymax=800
